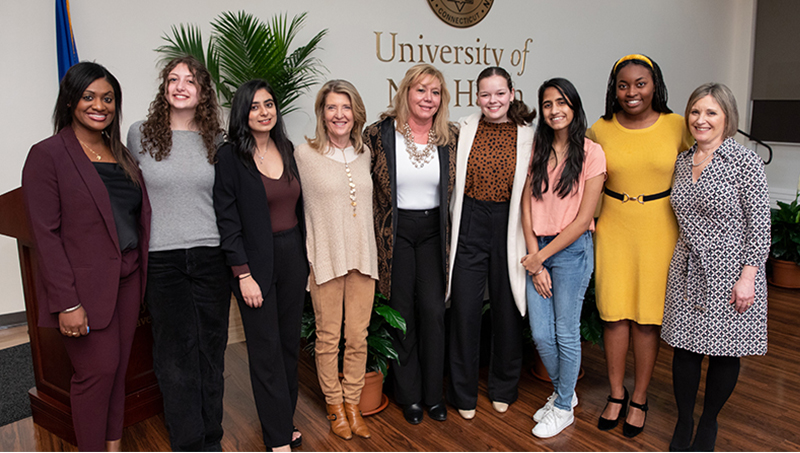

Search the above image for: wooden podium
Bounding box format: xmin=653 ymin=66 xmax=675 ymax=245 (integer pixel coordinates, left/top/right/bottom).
xmin=0 ymin=187 xmax=163 ymax=445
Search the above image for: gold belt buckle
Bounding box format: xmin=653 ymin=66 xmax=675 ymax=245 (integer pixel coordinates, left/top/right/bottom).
xmin=621 ymin=192 xmax=646 ymax=204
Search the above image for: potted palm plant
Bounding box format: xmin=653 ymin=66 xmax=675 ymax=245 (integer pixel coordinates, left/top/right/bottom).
xmin=300 ymin=292 xmax=406 ymax=415
xmin=155 ymin=10 xmax=327 ymax=113
xmin=769 ymin=178 xmax=800 ymax=288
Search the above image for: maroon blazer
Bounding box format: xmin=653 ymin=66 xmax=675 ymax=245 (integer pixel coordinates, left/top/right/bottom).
xmin=22 ymin=126 xmax=151 ymax=330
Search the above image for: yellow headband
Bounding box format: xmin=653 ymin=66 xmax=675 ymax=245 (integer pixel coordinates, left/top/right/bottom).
xmin=614 ymin=54 xmax=653 ymax=72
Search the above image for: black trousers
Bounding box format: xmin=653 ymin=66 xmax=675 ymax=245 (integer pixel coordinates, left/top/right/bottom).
xmin=238 ymin=226 xmax=308 ymax=449
xmin=448 ymin=196 xmax=524 ymax=409
xmin=389 ymin=208 xmax=446 ymax=406
xmin=146 ymin=246 xmax=230 ymax=452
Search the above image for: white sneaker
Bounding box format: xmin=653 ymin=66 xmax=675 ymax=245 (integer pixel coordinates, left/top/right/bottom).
xmin=532 ymin=406 xmax=574 ymax=438
xmin=533 ymin=392 xmax=578 ymax=422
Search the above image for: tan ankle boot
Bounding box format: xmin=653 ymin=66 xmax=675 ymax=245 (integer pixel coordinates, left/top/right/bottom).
xmin=326 ymin=404 xmax=353 ymax=440
xmin=344 ymin=402 xmax=371 ymax=438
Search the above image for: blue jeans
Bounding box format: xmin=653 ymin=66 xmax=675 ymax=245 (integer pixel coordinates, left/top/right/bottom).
xmin=527 ymin=231 xmax=593 ymax=411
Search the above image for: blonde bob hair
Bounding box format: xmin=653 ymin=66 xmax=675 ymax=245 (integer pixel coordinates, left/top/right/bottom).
xmin=685 ymin=82 xmax=740 ymax=139
xmin=306 ymin=79 xmax=367 ymax=154
xmin=380 ymin=63 xmax=453 ymax=146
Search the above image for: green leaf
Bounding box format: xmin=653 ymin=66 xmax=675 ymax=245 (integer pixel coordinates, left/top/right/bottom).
xmin=374 ymin=303 xmax=407 ymax=334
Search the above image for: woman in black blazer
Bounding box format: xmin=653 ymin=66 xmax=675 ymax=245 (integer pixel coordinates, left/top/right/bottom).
xmin=213 ymin=80 xmax=307 ymax=452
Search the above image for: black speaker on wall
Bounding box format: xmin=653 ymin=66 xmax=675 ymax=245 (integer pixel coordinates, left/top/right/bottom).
xmin=750 ymin=0 xmax=800 ymax=144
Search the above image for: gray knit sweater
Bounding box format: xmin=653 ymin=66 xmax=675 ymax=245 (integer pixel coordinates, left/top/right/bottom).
xmin=127 ymin=120 xmax=220 ymax=252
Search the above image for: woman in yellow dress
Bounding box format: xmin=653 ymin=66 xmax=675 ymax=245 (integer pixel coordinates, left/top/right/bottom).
xmin=587 ymin=54 xmax=693 ymax=438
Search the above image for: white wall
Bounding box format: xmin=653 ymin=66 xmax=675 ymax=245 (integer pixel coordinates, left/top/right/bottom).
xmin=3 ymin=0 xmax=784 ymax=316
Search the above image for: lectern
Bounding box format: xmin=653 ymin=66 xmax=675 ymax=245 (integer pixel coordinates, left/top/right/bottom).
xmin=0 ymin=187 xmax=162 ymax=445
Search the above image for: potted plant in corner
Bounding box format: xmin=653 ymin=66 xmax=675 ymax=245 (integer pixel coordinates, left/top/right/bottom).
xmin=300 ymin=293 xmax=406 ymax=415
xmin=769 ymin=178 xmax=800 ymax=288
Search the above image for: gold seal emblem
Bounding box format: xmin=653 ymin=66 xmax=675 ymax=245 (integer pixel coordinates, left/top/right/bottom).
xmin=427 ymin=0 xmax=494 ymax=28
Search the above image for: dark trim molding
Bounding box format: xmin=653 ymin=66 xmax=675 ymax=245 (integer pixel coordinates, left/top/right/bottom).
xmin=0 ymin=311 xmax=27 ymax=329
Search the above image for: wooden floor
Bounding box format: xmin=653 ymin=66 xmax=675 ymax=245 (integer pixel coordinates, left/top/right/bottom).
xmin=1 ymin=285 xmax=799 ymax=451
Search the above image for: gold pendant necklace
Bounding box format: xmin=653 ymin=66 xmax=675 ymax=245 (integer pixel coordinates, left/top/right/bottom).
xmin=78 ymin=138 xmax=103 ymax=161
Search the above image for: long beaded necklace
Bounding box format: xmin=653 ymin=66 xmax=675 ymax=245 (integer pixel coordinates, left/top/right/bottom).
xmin=403 ymin=122 xmax=436 ymax=168
xmin=336 ymin=146 xmax=358 ymax=217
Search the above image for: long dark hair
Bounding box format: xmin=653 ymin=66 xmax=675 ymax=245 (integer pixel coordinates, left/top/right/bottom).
xmin=476 ymin=67 xmax=536 ymax=125
xmin=227 ymin=79 xmax=297 ymax=180
xmin=53 ymin=61 xmax=139 ymax=184
xmin=529 ymin=78 xmax=587 ymax=200
xmin=140 ymin=55 xmax=222 ymax=163
xmin=601 ymin=54 xmax=672 ymax=120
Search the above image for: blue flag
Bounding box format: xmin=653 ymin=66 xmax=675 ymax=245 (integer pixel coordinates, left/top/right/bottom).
xmin=56 ymin=0 xmax=79 ymax=81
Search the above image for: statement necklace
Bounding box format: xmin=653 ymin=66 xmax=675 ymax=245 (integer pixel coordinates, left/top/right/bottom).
xmin=334 ymin=145 xmax=357 ymax=217
xmin=403 ymin=122 xmax=436 ymax=168
xmin=691 ymin=150 xmax=713 ymax=167
xmin=78 ymin=138 xmax=103 ymax=161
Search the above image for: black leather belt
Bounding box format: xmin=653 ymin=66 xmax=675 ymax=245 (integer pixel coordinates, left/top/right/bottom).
xmin=604 ymin=187 xmax=671 ymax=204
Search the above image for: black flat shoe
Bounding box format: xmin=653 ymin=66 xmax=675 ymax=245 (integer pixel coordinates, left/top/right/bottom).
xmin=290 ymin=426 xmax=302 ymax=448
xmin=428 ymin=401 xmax=447 ymax=421
xmin=598 ymin=387 xmax=629 ymax=431
xmin=622 ymin=399 xmax=649 ymax=438
xmin=403 ymin=402 xmax=424 ymax=425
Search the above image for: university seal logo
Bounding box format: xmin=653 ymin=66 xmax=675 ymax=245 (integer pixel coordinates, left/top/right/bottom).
xmin=427 ymin=0 xmax=494 ymax=28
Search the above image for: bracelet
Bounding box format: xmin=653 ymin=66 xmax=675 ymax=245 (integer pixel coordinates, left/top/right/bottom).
xmin=238 ymin=273 xmax=252 ymax=280
xmin=62 ymin=303 xmax=82 ymax=313
xmin=534 ymin=268 xmax=545 ymax=276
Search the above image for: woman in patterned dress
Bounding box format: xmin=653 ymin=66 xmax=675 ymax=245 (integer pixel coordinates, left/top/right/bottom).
xmin=662 ymin=83 xmax=769 ymax=452
xmin=588 ymin=54 xmax=693 ymax=438
xmin=447 ymin=67 xmax=536 ymax=419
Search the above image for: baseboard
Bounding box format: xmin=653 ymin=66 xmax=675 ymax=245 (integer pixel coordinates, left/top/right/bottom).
xmin=0 ymin=311 xmax=26 ymax=329
xmin=771 ymin=187 xmax=798 ymax=207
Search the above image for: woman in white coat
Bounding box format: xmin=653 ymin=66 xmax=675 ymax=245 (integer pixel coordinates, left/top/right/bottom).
xmin=447 ymin=66 xmax=536 ymax=419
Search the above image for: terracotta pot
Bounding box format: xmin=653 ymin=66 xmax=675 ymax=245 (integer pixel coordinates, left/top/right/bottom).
xmin=769 ymin=257 xmax=800 ymax=289
xmin=359 ymin=370 xmax=389 ymax=415
xmin=338 ymin=370 xmax=389 ymax=416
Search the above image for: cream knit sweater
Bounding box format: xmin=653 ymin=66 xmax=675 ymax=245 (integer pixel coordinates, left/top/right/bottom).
xmin=294 ymin=142 xmax=378 ymax=285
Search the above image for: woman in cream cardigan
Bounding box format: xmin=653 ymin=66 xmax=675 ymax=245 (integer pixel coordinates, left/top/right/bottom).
xmin=447 ymin=66 xmax=536 ymax=419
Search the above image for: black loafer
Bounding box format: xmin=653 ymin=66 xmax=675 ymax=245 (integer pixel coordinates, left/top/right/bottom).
xmin=403 ymin=403 xmax=424 ymax=425
xmin=428 ymin=401 xmax=447 ymax=421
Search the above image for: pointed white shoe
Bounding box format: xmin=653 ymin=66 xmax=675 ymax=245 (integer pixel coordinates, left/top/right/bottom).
xmin=492 ymin=401 xmax=509 ymax=413
xmin=458 ymin=408 xmax=476 ymax=420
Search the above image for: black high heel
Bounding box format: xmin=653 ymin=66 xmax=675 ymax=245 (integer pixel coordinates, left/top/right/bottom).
xmin=622 ymin=399 xmax=649 ymax=438
xmin=597 ymin=387 xmax=629 ymax=431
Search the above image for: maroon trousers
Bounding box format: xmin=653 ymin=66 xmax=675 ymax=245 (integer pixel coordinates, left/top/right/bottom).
xmin=61 ymin=249 xmax=141 ymax=452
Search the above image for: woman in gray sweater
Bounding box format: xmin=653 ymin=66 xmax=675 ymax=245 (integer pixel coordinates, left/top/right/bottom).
xmin=127 ymin=56 xmax=230 ymax=452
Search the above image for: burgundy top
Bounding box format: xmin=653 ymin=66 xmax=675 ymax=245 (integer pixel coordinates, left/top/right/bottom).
xmin=232 ymin=169 xmax=300 ymax=278
xmin=261 ymin=170 xmax=300 ymax=233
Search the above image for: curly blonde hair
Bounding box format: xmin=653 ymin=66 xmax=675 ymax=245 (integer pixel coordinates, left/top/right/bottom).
xmin=139 ymin=56 xmax=222 ymax=163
